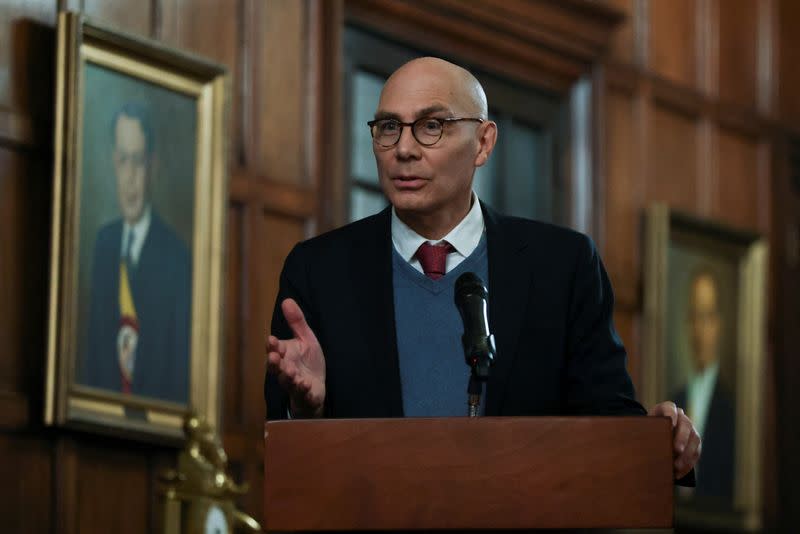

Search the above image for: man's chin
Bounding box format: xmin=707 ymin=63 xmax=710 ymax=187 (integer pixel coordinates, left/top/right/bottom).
xmin=121 ymin=208 xmax=145 ymax=225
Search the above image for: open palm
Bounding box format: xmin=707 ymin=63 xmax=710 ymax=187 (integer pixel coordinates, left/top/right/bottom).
xmin=266 ymin=298 xmax=326 ymax=417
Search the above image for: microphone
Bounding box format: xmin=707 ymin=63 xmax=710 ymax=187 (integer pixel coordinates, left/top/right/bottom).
xmin=454 ymin=272 xmax=495 ymax=381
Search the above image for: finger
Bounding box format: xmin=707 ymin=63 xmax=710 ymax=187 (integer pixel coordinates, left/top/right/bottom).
xmin=673 ymin=411 xmax=692 ymax=454
xmin=281 ymin=298 xmax=316 ymax=343
xmin=675 ymin=429 xmax=701 ymax=479
xmin=267 ymin=336 xmax=288 ymax=358
xmin=266 ymin=352 xmax=284 ymax=375
xmin=266 ymin=335 xmax=281 ymax=353
xmin=650 ymin=401 xmax=679 ymax=427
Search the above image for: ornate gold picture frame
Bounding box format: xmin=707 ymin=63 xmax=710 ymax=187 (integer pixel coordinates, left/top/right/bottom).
xmin=45 ymin=11 xmax=228 ymax=441
xmin=643 ymin=204 xmax=767 ymax=530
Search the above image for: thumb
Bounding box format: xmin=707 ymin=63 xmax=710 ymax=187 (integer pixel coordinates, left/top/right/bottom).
xmin=281 ymin=298 xmax=315 ymax=342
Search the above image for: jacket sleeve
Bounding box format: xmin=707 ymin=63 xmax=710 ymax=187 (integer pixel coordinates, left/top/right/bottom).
xmin=563 ymin=234 xmax=645 ymax=416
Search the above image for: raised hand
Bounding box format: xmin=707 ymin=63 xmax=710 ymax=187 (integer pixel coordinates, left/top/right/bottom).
xmin=266 ymin=298 xmax=326 ymax=418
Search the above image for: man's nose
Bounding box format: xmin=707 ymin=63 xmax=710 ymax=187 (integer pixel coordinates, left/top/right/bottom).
xmin=394 ymin=126 xmax=421 ymax=160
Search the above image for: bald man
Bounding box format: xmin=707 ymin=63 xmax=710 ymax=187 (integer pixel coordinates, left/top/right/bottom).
xmin=265 ymin=58 xmax=700 ymax=481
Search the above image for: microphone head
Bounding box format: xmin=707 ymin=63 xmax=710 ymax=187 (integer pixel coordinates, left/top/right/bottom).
xmin=454 ymin=272 xmax=487 ymax=307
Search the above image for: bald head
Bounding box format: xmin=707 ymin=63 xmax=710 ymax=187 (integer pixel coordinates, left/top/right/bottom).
xmin=379 ymin=57 xmax=488 ymax=119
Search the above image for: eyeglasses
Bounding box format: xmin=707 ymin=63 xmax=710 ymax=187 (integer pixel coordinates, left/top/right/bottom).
xmin=367 ymin=117 xmax=484 ymax=147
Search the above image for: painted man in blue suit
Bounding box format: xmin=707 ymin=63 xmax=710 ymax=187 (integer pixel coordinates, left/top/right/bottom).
xmin=82 ymin=103 xmax=191 ymax=404
xmin=674 ymin=270 xmax=735 ymax=499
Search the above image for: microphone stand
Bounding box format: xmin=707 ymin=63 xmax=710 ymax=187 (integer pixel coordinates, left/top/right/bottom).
xmin=467 ymin=373 xmax=483 ymax=417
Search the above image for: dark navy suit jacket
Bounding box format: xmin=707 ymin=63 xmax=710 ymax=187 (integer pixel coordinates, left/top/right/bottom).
xmin=82 ymin=211 xmax=192 ymax=404
xmin=265 ymin=203 xmax=645 ymax=419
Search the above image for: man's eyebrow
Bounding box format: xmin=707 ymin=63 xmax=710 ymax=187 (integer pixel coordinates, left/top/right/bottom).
xmin=373 ymin=104 xmax=453 ymax=121
xmin=373 ymin=110 xmax=401 ymax=121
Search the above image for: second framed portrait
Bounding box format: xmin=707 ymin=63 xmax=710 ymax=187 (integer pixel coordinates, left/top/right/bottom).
xmin=45 ymin=12 xmax=228 ymax=441
xmin=643 ymin=204 xmax=767 ymax=530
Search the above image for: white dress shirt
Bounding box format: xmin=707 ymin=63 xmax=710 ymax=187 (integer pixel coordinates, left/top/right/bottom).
xmin=391 ymin=193 xmax=485 ymax=273
xmin=687 ymin=361 xmax=720 ymax=439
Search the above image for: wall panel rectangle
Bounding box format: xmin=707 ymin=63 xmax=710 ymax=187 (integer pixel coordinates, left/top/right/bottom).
xmin=778 ymin=0 xmax=800 ymax=124
xmin=718 ymin=0 xmax=759 ymax=109
xmin=75 ymin=443 xmax=151 ymax=533
xmin=647 ymin=105 xmax=699 ymax=213
xmin=0 ymin=435 xmax=52 ymax=534
xmin=0 ymin=148 xmax=50 ymax=398
xmin=648 ymin=0 xmax=697 ymax=88
xmin=0 ymin=1 xmax=55 ymax=113
xmin=716 ymin=128 xmax=760 ymax=230
xmin=607 ymin=0 xmax=636 ymax=65
xmin=604 ymin=89 xmax=639 ymax=307
xmin=224 ymin=202 xmax=246 ymax=430
xmin=253 ymin=0 xmax=307 ymax=184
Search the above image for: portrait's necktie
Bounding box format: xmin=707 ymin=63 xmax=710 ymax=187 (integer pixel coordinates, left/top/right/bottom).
xmin=125 ymin=228 xmax=135 ymax=268
xmin=415 ymin=241 xmax=455 ymax=280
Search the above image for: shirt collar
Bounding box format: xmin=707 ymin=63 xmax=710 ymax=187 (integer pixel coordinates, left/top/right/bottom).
xmin=391 ymin=192 xmax=485 ymax=262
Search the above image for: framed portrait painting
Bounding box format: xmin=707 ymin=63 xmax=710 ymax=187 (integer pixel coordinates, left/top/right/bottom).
xmin=45 ymin=12 xmax=228 ymax=441
xmin=643 ymin=204 xmax=767 ymax=530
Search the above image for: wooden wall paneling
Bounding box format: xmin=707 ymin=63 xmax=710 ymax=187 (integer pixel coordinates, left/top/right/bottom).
xmin=346 ymin=0 xmax=584 ymax=93
xmin=718 ymin=0 xmax=759 ymax=109
xmin=0 ymin=2 xmax=55 ymax=151
xmin=252 ymin=0 xmax=308 ymax=184
xmin=646 ymin=104 xmax=699 ymax=213
xmin=647 ymin=0 xmax=698 ymax=88
xmin=772 ymin=137 xmax=800 ymax=526
xmin=310 ymin=0 xmax=346 ymax=232
xmin=603 ymin=89 xmax=640 ymax=309
xmin=715 ymin=127 xmax=760 ymax=230
xmin=0 ymin=435 xmax=52 ymax=534
xmin=53 ymin=437 xmax=79 ymax=534
xmin=0 ymin=0 xmax=54 ymax=108
xmin=606 ymin=0 xmax=636 ymax=65
xmin=697 ymin=117 xmax=717 ymax=215
xmin=777 ymin=0 xmax=800 ymax=126
xmin=74 ymin=440 xmax=151 ymax=533
xmin=0 ymin=147 xmax=51 ymax=424
xmin=81 ymin=0 xmax=151 ymax=36
xmin=756 ymin=0 xmax=777 ymax=117
xmin=224 ymin=201 xmax=246 ymax=432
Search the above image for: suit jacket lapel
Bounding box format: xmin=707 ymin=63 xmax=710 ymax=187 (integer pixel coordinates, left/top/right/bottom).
xmin=352 ymin=208 xmax=404 ymax=416
xmin=482 ymin=203 xmax=531 ymax=415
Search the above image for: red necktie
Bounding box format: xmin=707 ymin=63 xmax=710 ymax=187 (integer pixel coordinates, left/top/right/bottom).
xmin=416 ymin=242 xmax=455 ymax=280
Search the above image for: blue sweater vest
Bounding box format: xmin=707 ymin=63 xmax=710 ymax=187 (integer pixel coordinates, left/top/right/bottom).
xmin=392 ymin=235 xmax=489 ymax=416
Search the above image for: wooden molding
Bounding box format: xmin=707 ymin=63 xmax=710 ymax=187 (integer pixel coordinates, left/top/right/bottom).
xmin=345 ymin=0 xmax=626 ymax=92
xmin=229 ymin=171 xmax=317 ymax=220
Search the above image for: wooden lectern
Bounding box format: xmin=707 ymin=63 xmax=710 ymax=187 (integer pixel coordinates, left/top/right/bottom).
xmin=263 ymin=417 xmax=673 ymax=531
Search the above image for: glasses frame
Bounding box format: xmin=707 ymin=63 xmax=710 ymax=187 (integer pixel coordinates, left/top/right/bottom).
xmin=367 ymin=116 xmax=484 ymax=147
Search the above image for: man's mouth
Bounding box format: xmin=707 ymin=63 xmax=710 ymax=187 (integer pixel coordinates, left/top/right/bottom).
xmin=392 ymin=176 xmax=427 ymax=189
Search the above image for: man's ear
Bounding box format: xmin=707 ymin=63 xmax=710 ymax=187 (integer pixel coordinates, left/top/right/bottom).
xmin=474 ymin=120 xmax=497 ymax=168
